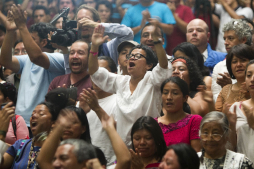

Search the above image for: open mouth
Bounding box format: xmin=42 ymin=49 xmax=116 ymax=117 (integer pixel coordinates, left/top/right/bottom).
xmin=71 ymin=62 xmax=81 ymax=67
xmin=236 ymin=69 xmax=244 ymax=72
xmin=129 ymin=62 xmax=136 ymax=68
xmin=146 ymin=43 xmax=154 ymax=48
xmin=166 ymin=102 xmax=173 ymax=106
xmin=31 ymin=122 xmax=37 ymax=130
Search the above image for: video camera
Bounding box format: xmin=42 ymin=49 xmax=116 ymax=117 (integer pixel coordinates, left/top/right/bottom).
xmin=50 ymin=8 xmax=77 ymax=46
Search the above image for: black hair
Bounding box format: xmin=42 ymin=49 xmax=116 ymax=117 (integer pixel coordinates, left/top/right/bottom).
xmin=194 ymin=0 xmax=216 ymax=49
xmin=245 ymin=59 xmax=254 ymax=76
xmin=173 ymin=42 xmax=210 ymax=76
xmin=131 ymin=116 xmax=167 ymax=161
xmin=141 ymin=23 xmax=164 ymax=39
xmin=242 ymin=18 xmax=254 ymax=29
xmin=64 ymin=106 xmax=92 ymax=143
xmin=172 ymin=56 xmax=205 ymax=92
xmin=38 ymin=101 xmax=61 ymax=121
xmin=98 ymin=56 xmax=117 ymax=73
xmin=57 ymin=0 xmax=76 ymax=13
xmin=129 ymin=44 xmax=158 ymax=71
xmin=94 ymin=146 xmax=107 ymax=166
xmin=0 ymin=25 xmax=6 ymax=33
xmin=226 ymin=44 xmax=254 ymax=79
xmin=160 ymin=77 xmax=191 ymax=114
xmin=32 ymin=5 xmax=50 ymax=18
xmin=0 ymin=66 xmax=5 ymax=82
xmin=167 ymin=144 xmax=200 ymax=169
xmin=95 ymin=0 xmax=113 ymax=21
xmin=13 ymin=40 xmax=23 ymax=48
xmin=0 ymin=83 xmax=17 ymax=105
xmin=29 ymin=22 xmax=57 ymax=50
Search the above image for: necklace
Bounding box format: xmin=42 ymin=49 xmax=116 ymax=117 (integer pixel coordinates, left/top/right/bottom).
xmin=27 ymin=138 xmax=41 ymax=169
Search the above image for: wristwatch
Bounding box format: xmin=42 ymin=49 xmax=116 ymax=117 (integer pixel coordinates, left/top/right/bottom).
xmin=153 ymin=38 xmax=162 ymax=44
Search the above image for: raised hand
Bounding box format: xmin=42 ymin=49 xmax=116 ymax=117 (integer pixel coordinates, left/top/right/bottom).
xmin=78 ymin=18 xmax=100 ymax=29
xmin=101 ymin=115 xmax=116 ymax=132
xmin=11 ymin=4 xmax=27 ymax=29
xmin=81 ymin=88 xmax=100 ymax=111
xmin=142 ymin=10 xmax=151 ymax=20
xmin=197 ymin=85 xmax=213 ymax=103
xmin=130 ymin=148 xmax=145 ymax=169
xmin=167 ymin=1 xmax=176 ymax=13
xmin=242 ymin=103 xmax=254 ymax=130
xmin=217 ymin=72 xmax=232 ymax=88
xmin=91 ymin=25 xmax=109 ymax=48
xmin=225 ymin=104 xmax=236 ymax=127
xmin=5 ymin=11 xmax=17 ymax=31
xmin=79 ymin=89 xmax=92 ymax=113
xmin=56 ymin=109 xmax=79 ymax=129
xmin=86 ymin=158 xmax=104 ymax=169
xmin=0 ymin=102 xmax=15 ymax=132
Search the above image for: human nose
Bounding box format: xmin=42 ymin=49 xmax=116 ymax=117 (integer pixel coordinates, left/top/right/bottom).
xmin=158 ymin=162 xmax=164 ymax=169
xmin=140 ymin=138 xmax=146 ymax=145
xmin=53 ymin=158 xmax=61 ymax=167
xmin=167 ymin=93 xmax=172 ymax=100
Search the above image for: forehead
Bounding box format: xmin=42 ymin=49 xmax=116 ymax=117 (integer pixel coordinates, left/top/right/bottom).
xmin=224 ymin=30 xmax=237 ymax=37
xmin=77 ymin=9 xmax=93 ymax=21
xmin=15 ymin=42 xmax=25 ymax=49
xmin=30 ymin=32 xmax=40 ymax=39
xmin=98 ymin=60 xmax=110 ymax=71
xmin=131 ymin=48 xmax=146 ymax=55
xmin=60 ymin=0 xmax=72 ymax=3
xmin=133 ymin=129 xmax=152 ymax=136
xmin=163 ymin=82 xmax=180 ymax=90
xmin=247 ymin=64 xmax=254 ymax=72
xmin=202 ymin=122 xmax=223 ymax=131
xmin=34 ymin=104 xmax=49 ymax=112
xmin=173 ymin=61 xmax=187 ymax=67
xmin=120 ymin=45 xmax=134 ymax=52
xmin=34 ymin=9 xmax=46 ymax=15
xmin=56 ymin=144 xmax=74 ymax=156
xmin=70 ymin=41 xmax=89 ymax=51
xmin=187 ymin=20 xmax=207 ymax=30
xmin=142 ymin=25 xmax=161 ymax=35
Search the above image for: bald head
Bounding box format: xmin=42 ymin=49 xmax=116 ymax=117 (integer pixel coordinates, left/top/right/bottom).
xmin=186 ymin=19 xmax=210 ymax=53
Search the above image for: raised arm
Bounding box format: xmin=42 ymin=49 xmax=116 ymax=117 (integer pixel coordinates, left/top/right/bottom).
xmin=11 ymin=5 xmax=50 ymax=69
xmin=217 ymin=0 xmax=245 ymax=19
xmin=0 ymin=11 xmax=20 ymax=73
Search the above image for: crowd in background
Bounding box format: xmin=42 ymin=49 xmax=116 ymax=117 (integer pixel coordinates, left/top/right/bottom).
xmin=0 ymin=0 xmax=254 ymax=168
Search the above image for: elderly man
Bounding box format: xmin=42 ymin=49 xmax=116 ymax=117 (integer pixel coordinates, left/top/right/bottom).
xmin=212 ymin=19 xmax=252 ymax=102
xmin=186 ymin=19 xmax=226 ymax=72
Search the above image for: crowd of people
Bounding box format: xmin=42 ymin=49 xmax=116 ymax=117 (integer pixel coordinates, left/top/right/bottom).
xmin=0 ymin=0 xmax=254 ymax=168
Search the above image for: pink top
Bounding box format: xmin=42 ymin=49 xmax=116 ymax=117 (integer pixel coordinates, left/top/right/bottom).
xmin=5 ymin=115 xmax=29 ymax=145
xmin=155 ymin=114 xmax=202 ymax=146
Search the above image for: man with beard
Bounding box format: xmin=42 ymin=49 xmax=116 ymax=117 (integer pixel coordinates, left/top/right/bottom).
xmin=48 ymin=40 xmax=92 ymax=98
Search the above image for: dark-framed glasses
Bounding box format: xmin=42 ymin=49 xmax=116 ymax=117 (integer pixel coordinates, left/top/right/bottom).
xmin=126 ymin=53 xmax=146 ymax=60
xmin=200 ymin=132 xmax=226 ymax=142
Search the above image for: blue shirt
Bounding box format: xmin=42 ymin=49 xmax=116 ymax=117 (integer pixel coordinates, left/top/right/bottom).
xmin=6 ymin=139 xmax=40 ymax=169
xmin=121 ymin=1 xmax=176 ymax=48
xmin=15 ymin=52 xmax=65 ymax=126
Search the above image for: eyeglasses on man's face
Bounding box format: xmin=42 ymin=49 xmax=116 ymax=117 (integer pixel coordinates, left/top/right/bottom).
xmin=200 ymin=131 xmax=226 ymax=142
xmin=126 ymin=53 xmax=146 ymax=60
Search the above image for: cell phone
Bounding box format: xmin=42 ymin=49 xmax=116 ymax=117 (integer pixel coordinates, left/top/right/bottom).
xmin=1 ymin=103 xmax=8 ymax=110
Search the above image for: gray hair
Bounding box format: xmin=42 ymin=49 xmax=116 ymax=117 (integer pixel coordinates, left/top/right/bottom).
xmin=199 ymin=111 xmax=230 ymax=138
xmin=223 ymin=19 xmax=252 ymax=46
xmin=60 ymin=139 xmax=97 ymax=163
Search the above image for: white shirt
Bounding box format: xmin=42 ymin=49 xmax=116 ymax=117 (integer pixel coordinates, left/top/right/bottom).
xmin=0 ymin=140 xmax=8 ymax=164
xmin=202 ymin=49 xmax=208 ymax=62
xmin=212 ymin=60 xmax=237 ymax=102
xmin=87 ymin=94 xmax=117 ymax=166
xmin=91 ymin=63 xmax=172 ymax=148
xmin=214 ymin=4 xmax=253 ymax=53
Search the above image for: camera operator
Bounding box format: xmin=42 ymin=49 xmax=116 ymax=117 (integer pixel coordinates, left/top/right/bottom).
xmin=0 ymin=5 xmax=65 ymax=127
xmin=63 ymin=5 xmax=133 ymax=74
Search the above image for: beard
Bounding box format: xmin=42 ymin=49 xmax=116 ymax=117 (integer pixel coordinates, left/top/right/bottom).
xmin=78 ymin=27 xmax=92 ymax=41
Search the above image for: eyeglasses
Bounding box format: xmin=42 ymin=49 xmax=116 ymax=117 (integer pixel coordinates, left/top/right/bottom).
xmin=126 ymin=53 xmax=146 ymax=60
xmin=200 ymin=132 xmax=226 ymax=142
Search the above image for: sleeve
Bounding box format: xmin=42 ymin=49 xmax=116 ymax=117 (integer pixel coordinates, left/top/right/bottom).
xmin=15 ymin=55 xmax=28 ymax=74
xmin=63 ymin=53 xmax=71 ymax=74
xmin=211 ymin=62 xmax=222 ymax=102
xmin=91 ymin=67 xmax=120 ymax=94
xmin=214 ymin=3 xmax=223 ymax=16
xmin=6 ymin=139 xmax=21 ymax=157
xmin=190 ymin=115 xmax=202 ymax=140
xmin=237 ymin=7 xmax=253 ymax=20
xmin=102 ymin=23 xmax=134 ymax=64
xmin=47 ymin=53 xmax=65 ymax=76
xmin=215 ymin=91 xmax=223 ymax=112
xmin=148 ymin=63 xmax=172 ymax=87
xmin=183 ymin=7 xmax=195 ymax=23
xmin=0 ymin=140 xmax=9 ymax=164
xmin=15 ymin=116 xmax=29 ymax=140
xmin=162 ymin=5 xmax=176 ymax=24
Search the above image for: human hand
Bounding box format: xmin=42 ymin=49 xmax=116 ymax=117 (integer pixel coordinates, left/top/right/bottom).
xmin=78 ymin=18 xmax=100 ymax=29
xmin=130 ymin=148 xmax=145 ymax=169
xmin=56 ymin=109 xmax=79 ymax=129
xmin=242 ymin=103 xmax=254 ymax=130
xmin=225 ymin=104 xmax=237 ymax=128
xmin=142 ymin=10 xmax=151 ymax=20
xmin=5 ymin=10 xmax=17 ymax=31
xmin=91 ymin=25 xmax=109 ymax=48
xmin=102 ymin=115 xmax=116 ymax=132
xmin=239 ymin=82 xmax=249 ymax=97
xmin=0 ymin=102 xmax=15 ymax=132
xmin=167 ymin=1 xmax=176 ymax=13
xmin=80 ymin=88 xmax=100 ymax=111
xmin=116 ymin=0 xmax=125 ymax=7
xmin=57 ymin=84 xmax=67 ymax=88
xmin=222 ymin=102 xmax=232 ymax=115
xmin=148 ymin=18 xmax=160 ymax=27
xmin=11 ymin=4 xmax=27 ymax=30
xmin=86 ymin=158 xmax=104 ymax=169
xmin=197 ymin=85 xmax=213 ymax=103
xmin=217 ymin=72 xmax=232 ymax=88
xmin=79 ymin=89 xmax=91 ymax=113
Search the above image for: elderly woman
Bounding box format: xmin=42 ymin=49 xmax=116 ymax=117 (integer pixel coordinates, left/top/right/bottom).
xmin=215 ymin=44 xmax=254 ymax=113
xmin=88 ymin=25 xmax=171 ymax=148
xmin=198 ymin=111 xmax=254 ymax=169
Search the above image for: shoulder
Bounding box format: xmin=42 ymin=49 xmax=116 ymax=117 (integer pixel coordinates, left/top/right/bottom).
xmin=189 ymin=114 xmax=202 ymax=123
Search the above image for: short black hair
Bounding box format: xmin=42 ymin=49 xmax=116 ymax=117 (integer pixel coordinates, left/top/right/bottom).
xmin=29 ymin=23 xmax=57 ymax=50
xmin=129 ymin=44 xmax=158 ymax=71
xmin=161 ymin=77 xmax=191 ymax=114
xmin=167 ymin=144 xmax=200 ymax=169
xmin=38 ymin=101 xmax=61 ymax=121
xmin=131 ymin=116 xmax=167 ymax=161
xmin=32 ymin=5 xmax=50 ymax=18
xmin=98 ymin=56 xmax=117 ymax=73
xmin=95 ymin=0 xmax=113 ymax=17
xmin=172 ymin=56 xmax=204 ymax=92
xmin=245 ymin=59 xmax=254 ymax=76
xmin=0 ymin=83 xmax=17 ymax=105
xmin=94 ymin=146 xmax=107 ymax=166
xmin=226 ymin=44 xmax=254 ymax=79
xmin=141 ymin=23 xmax=164 ymax=38
xmin=173 ymin=42 xmax=210 ymax=76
